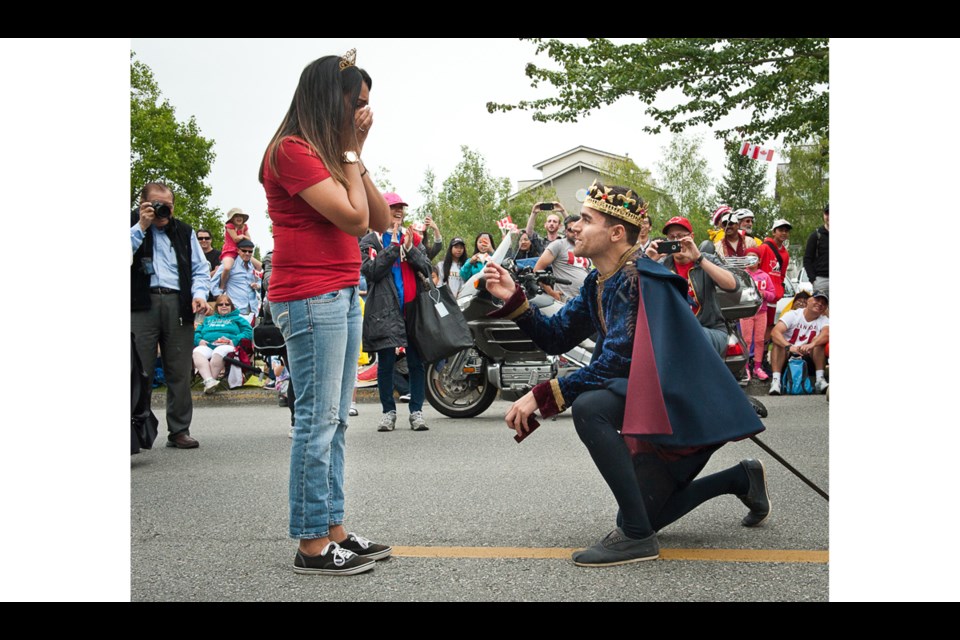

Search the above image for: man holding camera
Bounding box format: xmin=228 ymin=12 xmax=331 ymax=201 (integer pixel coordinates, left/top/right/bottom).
xmin=130 ymin=181 xmax=211 ymax=449
xmin=649 ymin=216 xmax=739 ymax=357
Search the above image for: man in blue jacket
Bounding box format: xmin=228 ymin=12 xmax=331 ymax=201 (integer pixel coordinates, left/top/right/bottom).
xmin=482 ymin=180 xmax=769 ymax=567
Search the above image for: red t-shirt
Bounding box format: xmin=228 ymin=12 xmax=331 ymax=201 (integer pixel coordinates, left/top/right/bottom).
xmin=261 ymin=136 xmax=361 ymax=302
xmin=757 ymin=238 xmax=790 ymax=300
xmin=673 ymin=260 xmax=700 ymax=315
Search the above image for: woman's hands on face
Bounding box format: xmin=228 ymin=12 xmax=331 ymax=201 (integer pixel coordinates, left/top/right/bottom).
xmin=355 ymin=106 xmax=372 ymax=152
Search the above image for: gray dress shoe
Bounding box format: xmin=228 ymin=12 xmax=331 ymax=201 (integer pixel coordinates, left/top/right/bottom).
xmin=738 ymin=458 xmax=771 ymax=527
xmin=571 ymin=528 xmax=659 ymax=567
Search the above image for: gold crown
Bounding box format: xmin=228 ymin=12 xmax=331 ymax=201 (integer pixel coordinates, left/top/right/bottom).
xmin=582 ymin=180 xmax=647 ymax=227
xmin=339 ymin=48 xmax=357 ymax=70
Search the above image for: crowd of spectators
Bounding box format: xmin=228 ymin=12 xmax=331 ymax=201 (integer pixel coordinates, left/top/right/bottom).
xmin=135 ymin=181 xmax=830 ymax=454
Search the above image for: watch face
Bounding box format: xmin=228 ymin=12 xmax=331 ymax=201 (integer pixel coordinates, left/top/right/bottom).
xmin=344 ymin=151 xmax=359 ymax=163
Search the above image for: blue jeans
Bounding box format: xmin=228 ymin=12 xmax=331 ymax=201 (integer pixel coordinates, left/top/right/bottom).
xmin=376 ymin=341 xmax=425 ymax=413
xmin=272 ymin=286 xmax=361 ymax=539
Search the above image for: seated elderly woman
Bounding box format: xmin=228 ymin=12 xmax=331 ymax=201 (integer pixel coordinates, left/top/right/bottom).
xmin=193 ymin=294 xmax=254 ymax=393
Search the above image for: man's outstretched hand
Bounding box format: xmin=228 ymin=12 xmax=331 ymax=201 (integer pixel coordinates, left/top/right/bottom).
xmin=482 ymin=261 xmax=516 ymax=301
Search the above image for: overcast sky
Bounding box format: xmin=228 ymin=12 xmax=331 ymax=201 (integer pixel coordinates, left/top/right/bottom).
xmin=130 ymin=38 xmax=780 ymax=252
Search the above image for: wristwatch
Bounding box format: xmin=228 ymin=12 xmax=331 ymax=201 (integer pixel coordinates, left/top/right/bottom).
xmin=342 ymin=150 xmax=360 ymax=164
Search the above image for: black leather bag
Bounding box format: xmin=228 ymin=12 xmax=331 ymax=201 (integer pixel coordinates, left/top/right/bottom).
xmin=404 ymin=275 xmax=473 ymax=363
xmin=131 ymin=333 xmax=159 ymax=455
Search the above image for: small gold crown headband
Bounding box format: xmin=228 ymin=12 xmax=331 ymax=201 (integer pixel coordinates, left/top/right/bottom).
xmin=582 ymin=180 xmax=647 ymax=227
xmin=339 ymin=48 xmax=357 ymax=71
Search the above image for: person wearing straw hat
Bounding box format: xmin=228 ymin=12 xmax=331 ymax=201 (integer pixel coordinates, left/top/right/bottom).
xmin=219 ymin=207 xmax=254 ymax=290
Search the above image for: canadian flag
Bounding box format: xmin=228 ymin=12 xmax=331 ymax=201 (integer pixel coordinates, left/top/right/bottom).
xmin=497 ymin=216 xmax=517 ymax=233
xmin=740 ymin=142 xmax=775 ymax=162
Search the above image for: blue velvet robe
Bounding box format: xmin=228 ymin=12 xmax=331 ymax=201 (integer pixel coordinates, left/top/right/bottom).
xmin=495 ymin=253 xmax=764 ymax=448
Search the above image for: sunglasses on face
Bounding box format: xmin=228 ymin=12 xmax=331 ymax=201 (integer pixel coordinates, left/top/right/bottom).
xmin=217 ymin=303 xmax=232 ymax=307
xmin=197 ymin=237 xmax=211 ymax=241
xmin=238 ymin=250 xmax=253 ymax=254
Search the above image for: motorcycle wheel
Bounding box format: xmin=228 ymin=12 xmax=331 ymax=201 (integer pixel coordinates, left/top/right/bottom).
xmin=424 ymin=354 xmax=499 ymax=418
xmin=747 ymin=395 xmax=768 ymax=419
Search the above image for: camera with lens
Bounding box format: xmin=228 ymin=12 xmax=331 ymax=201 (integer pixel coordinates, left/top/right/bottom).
xmin=152 ymin=201 xmax=172 ymax=219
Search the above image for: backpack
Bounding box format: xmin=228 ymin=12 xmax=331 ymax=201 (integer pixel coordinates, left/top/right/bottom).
xmin=782 ymin=355 xmax=814 ymax=395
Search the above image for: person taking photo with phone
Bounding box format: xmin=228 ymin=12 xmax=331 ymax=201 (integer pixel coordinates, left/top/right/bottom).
xmin=459 ymin=231 xmax=497 ymax=282
xmin=524 ymin=201 xmax=564 ymax=256
xmin=647 ymin=216 xmax=739 ymax=357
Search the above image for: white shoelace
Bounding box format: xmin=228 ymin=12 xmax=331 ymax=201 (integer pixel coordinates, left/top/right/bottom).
xmin=324 ymin=542 xmax=357 ymax=566
xmin=348 ymin=534 xmax=372 ymax=550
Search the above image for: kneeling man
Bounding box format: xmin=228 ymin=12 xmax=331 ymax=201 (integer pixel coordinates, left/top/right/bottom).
xmin=482 ymin=180 xmax=769 ymax=567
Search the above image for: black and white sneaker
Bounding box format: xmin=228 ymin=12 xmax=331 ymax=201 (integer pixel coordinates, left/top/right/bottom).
xmin=337 ymin=532 xmax=393 ymax=561
xmin=293 ymin=541 xmax=375 ymax=576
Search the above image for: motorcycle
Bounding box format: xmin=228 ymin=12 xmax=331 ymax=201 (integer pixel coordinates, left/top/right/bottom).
xmin=423 ymin=232 xmax=767 ymax=420
xmin=423 ymin=231 xmax=593 ymax=418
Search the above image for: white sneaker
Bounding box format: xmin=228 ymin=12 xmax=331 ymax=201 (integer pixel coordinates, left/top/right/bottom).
xmin=409 ymin=411 xmax=428 ymax=431
xmin=768 ymin=379 xmax=781 ymax=396
xmin=288 ymin=426 xmax=294 ymax=439
xmin=815 ymin=378 xmax=829 ymax=394
xmin=378 ymin=410 xmax=397 ymax=432
xmin=349 ymin=404 xmax=359 ymax=417
xmin=203 ymin=378 xmax=220 ymax=394
xmin=398 ymin=394 xmax=411 ymax=403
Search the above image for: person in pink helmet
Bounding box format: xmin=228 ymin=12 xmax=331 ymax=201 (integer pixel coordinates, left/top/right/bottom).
xmin=707 ymin=205 xmax=733 ymax=244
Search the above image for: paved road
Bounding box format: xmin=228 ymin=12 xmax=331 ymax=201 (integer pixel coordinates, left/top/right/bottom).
xmin=132 ymin=392 xmax=829 ymax=602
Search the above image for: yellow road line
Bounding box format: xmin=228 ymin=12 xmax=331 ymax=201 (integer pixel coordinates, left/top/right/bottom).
xmin=391 ymin=546 xmax=828 ymax=564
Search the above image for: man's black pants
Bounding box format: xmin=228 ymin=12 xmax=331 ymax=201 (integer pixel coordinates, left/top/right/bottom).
xmin=132 ymin=293 xmax=194 ymax=438
xmin=572 ymin=389 xmax=749 ymax=539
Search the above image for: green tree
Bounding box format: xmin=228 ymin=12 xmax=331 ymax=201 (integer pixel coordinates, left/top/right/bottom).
xmin=373 ymin=165 xmax=396 ymax=195
xmin=434 ymin=146 xmax=511 ymax=253
xmin=414 ymin=167 xmax=440 ymax=229
xmin=775 ymin=139 xmax=829 ymax=263
xmin=131 ymin=51 xmax=219 ymax=237
xmin=714 ymin=137 xmax=774 ymax=223
xmin=655 ymin=133 xmax=714 ymax=236
xmin=487 ymin=38 xmax=829 ymax=147
xmin=598 ymin=156 xmax=675 ymax=230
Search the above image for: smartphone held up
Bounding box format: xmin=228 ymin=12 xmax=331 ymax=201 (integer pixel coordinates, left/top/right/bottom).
xmin=659 ymin=240 xmax=682 ymax=254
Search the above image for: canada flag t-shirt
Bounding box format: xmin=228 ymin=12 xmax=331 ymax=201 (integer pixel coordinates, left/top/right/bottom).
xmin=778 ymin=309 xmax=829 ymax=345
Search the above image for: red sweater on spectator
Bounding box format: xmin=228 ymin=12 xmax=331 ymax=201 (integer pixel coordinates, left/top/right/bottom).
xmin=757 ymin=237 xmax=790 ymax=300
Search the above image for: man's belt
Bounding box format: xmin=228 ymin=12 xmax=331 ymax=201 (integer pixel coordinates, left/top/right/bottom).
xmin=149 ymin=287 xmax=179 ymax=294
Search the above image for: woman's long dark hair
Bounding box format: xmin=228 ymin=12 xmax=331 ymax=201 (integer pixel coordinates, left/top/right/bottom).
xmin=441 ymin=240 xmax=466 ymax=282
xmin=259 ymin=54 xmax=372 ymax=188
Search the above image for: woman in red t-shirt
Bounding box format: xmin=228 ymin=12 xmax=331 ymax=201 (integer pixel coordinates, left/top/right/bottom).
xmin=258 ymin=50 xmax=391 ymax=577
